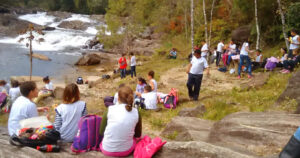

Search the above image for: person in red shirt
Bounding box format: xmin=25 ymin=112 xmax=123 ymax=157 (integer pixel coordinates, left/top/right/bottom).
xmin=119 ymin=53 xmax=127 ymax=79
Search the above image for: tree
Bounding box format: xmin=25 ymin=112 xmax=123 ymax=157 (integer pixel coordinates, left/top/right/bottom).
xmin=18 ymin=24 xmax=44 ymax=80
xmin=254 ymin=0 xmax=260 ymax=49
xmin=208 ymin=0 xmax=216 ymax=47
xmin=191 ymin=0 xmax=194 ymax=54
xmin=203 ymin=0 xmax=208 ymax=44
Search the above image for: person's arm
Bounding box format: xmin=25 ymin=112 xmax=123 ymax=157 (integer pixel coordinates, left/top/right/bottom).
xmin=37 ymin=107 xmax=49 ymax=112
xmin=186 ymin=63 xmax=192 ymax=74
xmin=99 ymin=110 xmax=108 ymax=136
xmin=53 ymin=109 xmax=62 ymax=131
xmin=134 ymin=110 xmax=142 ymax=138
xmin=260 ymin=55 xmax=263 ymax=63
xmin=149 ymin=80 xmax=155 ymax=91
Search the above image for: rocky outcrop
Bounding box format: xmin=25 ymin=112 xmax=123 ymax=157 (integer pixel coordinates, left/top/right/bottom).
xmin=155 ymin=141 xmax=255 ymax=158
xmin=75 ymin=53 xmax=101 ymax=66
xmin=209 ymin=112 xmax=300 ymax=156
xmin=129 ymin=39 xmax=160 ymax=56
xmin=178 ymin=105 xmax=206 ymax=117
xmin=277 ymin=70 xmax=300 ymax=113
xmin=240 ymin=72 xmax=270 ymax=90
xmin=58 ymin=21 xmax=88 ymax=30
xmin=161 ymin=116 xmax=214 ymax=142
xmin=231 ymin=25 xmax=251 ymax=44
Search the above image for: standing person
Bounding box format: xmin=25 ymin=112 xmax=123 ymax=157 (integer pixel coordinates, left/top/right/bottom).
xmin=227 ymin=40 xmax=237 ymax=65
xmin=148 ymin=71 xmax=157 ymax=92
xmin=99 ymin=86 xmax=142 ymax=157
xmin=287 ymin=29 xmax=300 ymax=58
xmin=54 ymin=83 xmax=87 ymax=142
xmin=238 ymin=39 xmax=254 ymax=79
xmin=8 ymin=81 xmax=49 ymax=136
xmin=186 ymin=49 xmax=209 ymax=101
xmin=216 ymin=40 xmax=224 ymax=66
xmin=201 ymin=40 xmax=209 ymax=60
xmin=130 ymin=53 xmax=136 ymax=78
xmin=9 ymin=80 xmax=21 ymax=104
xmin=119 ymin=53 xmax=127 ymax=79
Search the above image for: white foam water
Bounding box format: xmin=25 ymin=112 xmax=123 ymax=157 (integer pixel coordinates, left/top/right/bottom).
xmin=18 ymin=12 xmax=56 ymax=26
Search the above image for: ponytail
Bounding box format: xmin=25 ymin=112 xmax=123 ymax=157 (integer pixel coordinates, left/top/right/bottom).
xmin=118 ymin=86 xmax=134 ymax=112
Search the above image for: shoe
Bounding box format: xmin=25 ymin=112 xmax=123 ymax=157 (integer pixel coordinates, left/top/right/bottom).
xmin=237 ymin=75 xmax=241 ymax=79
xmin=282 ymin=70 xmax=290 ymax=74
xmin=248 ymin=75 xmax=252 ymax=79
xmin=281 ymin=69 xmax=288 ymax=73
xmin=280 ymin=69 xmax=287 ymax=73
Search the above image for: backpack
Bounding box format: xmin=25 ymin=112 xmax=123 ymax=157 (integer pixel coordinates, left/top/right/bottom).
xmin=71 ymin=115 xmax=102 ymax=153
xmin=77 ymin=77 xmax=84 ymax=84
xmin=104 ymin=96 xmax=114 ymax=107
xmin=164 ymin=88 xmax=178 ymax=109
xmin=0 ymin=92 xmax=7 ymax=110
xmin=264 ymin=61 xmax=277 ymax=71
xmin=133 ymin=135 xmax=166 ymax=158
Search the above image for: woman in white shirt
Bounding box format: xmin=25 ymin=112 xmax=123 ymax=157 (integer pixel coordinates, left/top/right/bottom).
xmin=287 ymin=29 xmax=300 ymax=58
xmin=100 ymin=86 xmax=142 ymax=157
xmin=148 ymin=70 xmax=157 ymax=92
xmin=130 ymin=53 xmax=136 ymax=78
xmin=238 ymin=40 xmax=254 ymax=79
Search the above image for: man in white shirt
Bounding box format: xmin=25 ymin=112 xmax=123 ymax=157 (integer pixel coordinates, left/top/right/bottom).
xmin=186 ymin=49 xmax=209 ymax=101
xmin=201 ymin=40 xmax=209 ymax=59
xmin=130 ymin=53 xmax=137 ymax=78
xmin=8 ymin=81 xmax=49 ymax=136
xmin=216 ymin=40 xmax=224 ymax=66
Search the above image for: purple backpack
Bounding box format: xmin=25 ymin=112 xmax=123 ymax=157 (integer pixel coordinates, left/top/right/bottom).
xmin=265 ymin=60 xmax=277 ymax=70
xmin=0 ymin=93 xmax=7 ymax=109
xmin=71 ymin=115 xmax=102 ymax=153
xmin=104 ymin=96 xmax=114 ymax=107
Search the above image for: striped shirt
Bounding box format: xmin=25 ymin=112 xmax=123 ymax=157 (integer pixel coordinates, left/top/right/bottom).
xmin=54 ymin=101 xmax=87 ymax=142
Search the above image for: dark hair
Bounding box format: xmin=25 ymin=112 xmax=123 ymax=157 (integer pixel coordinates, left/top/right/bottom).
xmin=256 ymin=49 xmax=262 ymax=53
xmin=11 ymin=80 xmax=19 ymax=88
xmin=20 ymin=81 xmax=36 ymax=97
xmin=291 ymin=29 xmax=297 ymax=34
xmin=214 ymin=47 xmax=217 ymax=49
xmin=118 ymin=86 xmax=134 ymax=112
xmin=119 ymin=83 xmax=126 ymax=89
xmin=43 ymin=76 xmax=50 ymax=82
xmin=122 ymin=53 xmax=125 ymax=57
xmin=0 ymin=80 xmax=6 ymax=86
xmin=194 ymin=49 xmax=201 ymax=54
xmin=148 ymin=70 xmax=154 ymax=78
xmin=144 ymin=85 xmax=152 ymax=92
xmin=63 ymin=83 xmax=80 ymax=104
xmin=138 ymin=77 xmax=147 ymax=84
xmin=130 ymin=52 xmax=134 ymax=56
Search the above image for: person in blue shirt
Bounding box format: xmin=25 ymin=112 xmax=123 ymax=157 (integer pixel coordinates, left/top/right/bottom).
xmin=169 ymin=48 xmax=177 ymax=59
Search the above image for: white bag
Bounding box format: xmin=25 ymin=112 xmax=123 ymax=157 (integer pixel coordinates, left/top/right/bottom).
xmin=230 ymin=68 xmax=235 ymax=74
xmin=19 ymin=116 xmax=52 ymax=128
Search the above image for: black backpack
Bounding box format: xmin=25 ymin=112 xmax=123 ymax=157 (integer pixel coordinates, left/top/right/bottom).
xmin=76 ymin=77 xmax=83 ymax=84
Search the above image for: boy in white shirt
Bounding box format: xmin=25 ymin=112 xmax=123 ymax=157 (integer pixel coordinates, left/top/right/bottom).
xmin=216 ymin=40 xmax=224 ymax=66
xmin=130 ymin=53 xmax=137 ymax=78
xmin=136 ymin=85 xmax=157 ymax=110
xmin=8 ymin=81 xmax=49 ymax=136
xmin=186 ymin=49 xmax=209 ymax=101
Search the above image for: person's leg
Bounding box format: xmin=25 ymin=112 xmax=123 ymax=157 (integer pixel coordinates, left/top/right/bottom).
xmin=246 ymin=56 xmax=252 ymax=76
xmin=288 ymin=49 xmax=293 ymax=58
xmin=216 ymin=51 xmax=220 ymax=66
xmin=193 ymin=74 xmax=203 ymax=100
xmin=133 ymin=66 xmax=136 ymax=77
xmin=130 ymin=66 xmax=134 ymax=78
xmin=238 ymin=55 xmax=245 ymax=76
xmin=227 ymin=54 xmax=232 ymax=65
xmin=186 ymin=73 xmax=195 ymax=99
xmin=283 ymin=60 xmax=289 ymax=70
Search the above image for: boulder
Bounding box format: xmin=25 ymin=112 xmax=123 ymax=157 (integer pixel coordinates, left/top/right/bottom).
xmin=85 ymin=37 xmax=100 ymax=49
xmin=58 ymin=21 xmax=88 ymax=31
xmin=139 ymin=27 xmax=153 ymax=40
xmin=209 ymin=112 xmax=300 ymax=156
xmin=75 ymin=54 xmax=101 ymax=66
xmin=178 ymin=105 xmax=206 ymax=117
xmin=47 ymin=11 xmax=72 ymax=21
xmin=155 ymin=141 xmax=255 ymax=158
xmin=53 ymin=87 xmax=64 ymax=100
xmin=240 ymin=72 xmax=270 ymax=90
xmin=161 ymin=116 xmax=214 ymax=142
xmin=231 ymin=25 xmax=251 ymax=45
xmin=277 ymin=70 xmax=300 ymax=113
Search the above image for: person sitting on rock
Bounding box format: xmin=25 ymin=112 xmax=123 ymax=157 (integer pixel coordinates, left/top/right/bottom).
xmin=135 ymin=77 xmax=147 ymax=97
xmin=148 ymin=70 xmax=157 ymax=92
xmin=99 ymin=86 xmax=142 ymax=157
xmin=33 ymin=76 xmax=54 ymax=103
xmin=113 ymin=83 xmax=126 ymax=105
xmin=252 ymin=49 xmax=263 ymax=71
xmin=169 ymin=48 xmax=177 ymax=59
xmin=8 ymin=81 xmax=49 ymax=136
xmin=281 ymin=49 xmax=300 ymax=74
xmin=9 ymin=80 xmax=21 ymax=104
xmin=54 ymin=83 xmax=87 ymax=142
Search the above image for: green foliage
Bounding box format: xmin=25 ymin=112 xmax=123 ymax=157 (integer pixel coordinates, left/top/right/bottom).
xmin=203 ymin=100 xmax=239 ymax=121
xmin=287 ymin=2 xmax=300 ymax=32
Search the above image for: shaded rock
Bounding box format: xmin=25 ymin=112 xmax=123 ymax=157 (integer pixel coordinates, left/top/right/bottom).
xmin=155 ymin=141 xmax=255 ymax=158
xmin=47 ymin=11 xmax=72 ymax=21
xmin=42 ymin=26 xmax=55 ymax=31
xmin=58 ymin=20 xmax=88 ymax=30
xmin=75 ymin=54 xmax=101 ymax=66
xmin=178 ymin=105 xmax=206 ymax=117
xmin=209 ymin=112 xmax=300 ymax=156
xmin=139 ymin=27 xmax=154 ymax=40
xmin=240 ymin=72 xmax=270 ymax=90
xmin=161 ymin=116 xmax=214 ymax=142
xmin=231 ymin=25 xmax=251 ymax=45
xmin=54 ymin=87 xmax=64 ymax=100
xmin=277 ymin=70 xmax=300 ymax=113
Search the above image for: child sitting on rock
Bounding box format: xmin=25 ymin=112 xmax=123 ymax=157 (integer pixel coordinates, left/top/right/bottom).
xmin=99 ymin=86 xmax=142 ymax=157
xmin=136 ymin=85 xmax=158 ymax=110
xmin=34 ymin=76 xmax=54 ymax=103
xmin=54 ymin=83 xmax=87 ymax=142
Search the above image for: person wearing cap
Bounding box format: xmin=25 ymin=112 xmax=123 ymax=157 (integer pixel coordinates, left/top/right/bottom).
xmin=186 ymin=49 xmax=209 ymax=101
xmin=33 ymin=76 xmax=54 ymax=103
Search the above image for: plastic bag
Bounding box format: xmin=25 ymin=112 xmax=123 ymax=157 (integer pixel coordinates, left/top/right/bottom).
xmin=134 ymin=135 xmax=166 ymax=158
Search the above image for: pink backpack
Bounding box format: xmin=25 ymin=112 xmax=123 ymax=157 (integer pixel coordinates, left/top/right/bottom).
xmin=134 ymin=135 xmax=166 ymax=158
xmin=164 ymin=88 xmax=178 ymax=109
xmin=71 ymin=115 xmax=102 ymax=153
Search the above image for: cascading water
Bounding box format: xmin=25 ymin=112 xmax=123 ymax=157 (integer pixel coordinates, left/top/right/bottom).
xmin=0 ymin=12 xmax=107 ymax=81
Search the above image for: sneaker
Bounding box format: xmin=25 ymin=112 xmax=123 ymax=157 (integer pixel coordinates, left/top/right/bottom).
xmin=280 ymin=69 xmax=287 ymax=73
xmin=237 ymin=75 xmax=241 ymax=79
xmin=282 ymin=70 xmax=290 ymax=74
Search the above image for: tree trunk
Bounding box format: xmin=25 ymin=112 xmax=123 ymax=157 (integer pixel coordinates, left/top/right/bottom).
xmin=254 ymin=0 xmax=260 ymax=50
xmin=208 ymin=0 xmax=216 ymax=47
xmin=277 ymin=0 xmax=289 ymax=50
xmin=203 ymin=0 xmax=208 ymax=44
xmin=191 ymin=0 xmax=194 ymax=54
xmin=29 ymin=29 xmax=33 ymax=81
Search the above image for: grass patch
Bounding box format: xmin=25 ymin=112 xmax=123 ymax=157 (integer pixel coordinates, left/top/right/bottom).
xmin=203 ymin=100 xmax=239 ymax=120
xmin=165 ymin=131 xmax=178 ymax=140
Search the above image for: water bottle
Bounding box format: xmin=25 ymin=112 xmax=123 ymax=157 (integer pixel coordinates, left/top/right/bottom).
xmin=36 ymin=145 xmax=60 ymax=152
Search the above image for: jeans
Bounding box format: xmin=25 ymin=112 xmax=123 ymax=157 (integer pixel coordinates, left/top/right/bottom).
xmin=186 ymin=73 xmax=203 ymax=100
xmin=238 ymin=55 xmax=252 ymax=76
xmin=227 ymin=54 xmax=236 ymax=65
xmin=130 ymin=66 xmax=136 ymax=78
xmin=120 ymin=68 xmax=126 ymax=79
xmin=216 ymin=51 xmax=221 ymax=66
